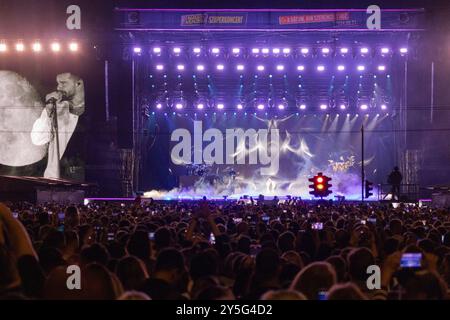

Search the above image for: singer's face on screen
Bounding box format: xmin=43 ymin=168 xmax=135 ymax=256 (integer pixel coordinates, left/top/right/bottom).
xmin=56 ymin=73 xmax=78 ymax=99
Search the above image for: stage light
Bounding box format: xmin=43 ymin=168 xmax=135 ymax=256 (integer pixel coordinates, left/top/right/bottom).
xmin=317 ymin=65 xmax=325 ymax=72
xmin=257 ymin=104 xmax=265 ymax=110
xmin=217 ymin=103 xmax=224 ymax=110
xmin=340 ymin=47 xmax=349 ymax=54
xmin=300 ymin=48 xmax=309 ymax=55
xmin=32 ymin=42 xmax=42 ymax=52
xmin=261 ymin=48 xmax=269 ymax=54
xmin=156 ymin=64 xmax=164 ymax=70
xmin=173 ymin=47 xmax=181 ymax=54
xmin=337 ymin=65 xmax=345 ymax=71
xmin=272 ymin=48 xmax=280 ymax=54
xmin=320 ymin=104 xmax=327 ymax=110
xmin=177 ymin=64 xmax=185 ymax=71
xmin=257 ymin=65 xmax=265 ymax=71
xmin=153 ymin=47 xmax=161 ymax=54
xmin=276 ymin=65 xmax=284 ymax=71
xmin=196 ymin=65 xmax=205 ymax=71
xmin=51 ymin=42 xmax=61 ymax=52
xmin=357 ymin=65 xmax=365 ymax=71
xmin=216 ymin=64 xmax=224 ymax=70
xmin=15 ymin=42 xmax=25 ymax=52
xmin=399 ymin=47 xmax=408 ymax=54
xmin=193 ymin=47 xmax=201 ymax=54
xmin=232 ymin=48 xmax=240 ymax=54
xmin=156 ymin=103 xmax=162 ymax=109
xmin=282 ymin=48 xmax=291 ymax=54
xmin=360 ymin=104 xmax=368 ymax=110
xmin=0 ymin=42 xmax=7 ymax=52
xmin=211 ymin=47 xmax=220 ymax=54
xmin=277 ymin=104 xmax=285 ymax=110
xmin=236 ymin=64 xmax=244 ymax=71
xmin=381 ymin=47 xmax=389 ymax=54
xmin=321 ymin=47 xmax=330 ymax=54
xmin=299 ymin=104 xmax=306 ymax=110
xmin=381 ymin=104 xmax=387 ymax=110
xmin=237 ymin=104 xmax=243 ymax=110
xmin=175 ymin=103 xmax=183 ymax=109
xmin=297 ymin=65 xmax=305 ymax=71
xmin=133 ymin=46 xmax=141 ymax=54
xmin=360 ymin=47 xmax=369 ymax=54
xmin=252 ymin=48 xmax=260 ymax=54
xmin=378 ymin=65 xmax=386 ymax=71
xmin=340 ymin=104 xmax=346 ymax=110
xmin=68 ymin=42 xmax=78 ymax=52
xmin=197 ymin=103 xmax=204 ymax=110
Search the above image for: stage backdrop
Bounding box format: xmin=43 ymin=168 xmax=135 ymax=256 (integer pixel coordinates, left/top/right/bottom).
xmin=0 ymin=53 xmax=102 ymax=181
xmin=142 ymin=113 xmax=395 ymax=199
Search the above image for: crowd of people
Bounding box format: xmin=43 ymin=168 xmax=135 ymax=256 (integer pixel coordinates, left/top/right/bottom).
xmin=1 ymin=198 xmax=449 ymax=300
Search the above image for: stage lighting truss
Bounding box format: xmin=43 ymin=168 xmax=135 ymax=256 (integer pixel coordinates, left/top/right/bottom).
xmin=0 ymin=40 xmax=81 ymax=54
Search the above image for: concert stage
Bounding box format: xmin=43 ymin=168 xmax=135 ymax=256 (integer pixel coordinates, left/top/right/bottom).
xmin=0 ymin=175 xmax=95 ymax=204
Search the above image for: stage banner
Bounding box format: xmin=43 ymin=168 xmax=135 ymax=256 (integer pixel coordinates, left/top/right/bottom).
xmin=115 ymin=9 xmax=425 ymax=31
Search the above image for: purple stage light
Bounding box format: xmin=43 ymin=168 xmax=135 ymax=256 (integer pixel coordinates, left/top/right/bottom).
xmin=217 ymin=103 xmax=224 ymax=110
xmin=156 ymin=64 xmax=164 ymax=70
xmin=257 ymin=65 xmax=265 ymax=71
xmin=261 ymin=48 xmax=269 ymax=54
xmin=321 ymin=47 xmax=330 ymax=54
xmin=381 ymin=104 xmax=387 ymax=110
xmin=320 ymin=104 xmax=327 ymax=110
xmin=378 ymin=65 xmax=386 ymax=71
xmin=133 ymin=46 xmax=142 ymax=54
xmin=177 ymin=64 xmax=185 ymax=71
xmin=277 ymin=104 xmax=285 ymax=110
xmin=173 ymin=47 xmax=181 ymax=54
xmin=317 ymin=65 xmax=325 ymax=72
xmin=299 ymin=104 xmax=306 ymax=110
xmin=216 ymin=64 xmax=224 ymax=70
xmin=257 ymin=104 xmax=265 ymax=110
xmin=300 ymin=48 xmax=309 ymax=55
xmin=340 ymin=47 xmax=349 ymax=54
xmin=193 ymin=47 xmax=201 ymax=54
xmin=340 ymin=104 xmax=346 ymax=110
xmin=360 ymin=47 xmax=369 ymax=54
xmin=272 ymin=48 xmax=280 ymax=54
xmin=282 ymin=48 xmax=291 ymax=54
xmin=276 ymin=65 xmax=284 ymax=71
xmin=156 ymin=103 xmax=162 ymax=109
xmin=175 ymin=103 xmax=183 ymax=110
xmin=399 ymin=47 xmax=408 ymax=54
xmin=381 ymin=47 xmax=389 ymax=54
xmin=232 ymin=48 xmax=240 ymax=54
xmin=196 ymin=65 xmax=205 ymax=71
xmin=211 ymin=47 xmax=220 ymax=54
xmin=337 ymin=65 xmax=345 ymax=71
xmin=357 ymin=65 xmax=365 ymax=71
xmin=236 ymin=64 xmax=244 ymax=71
xmin=360 ymin=104 xmax=368 ymax=110
xmin=153 ymin=47 xmax=161 ymax=54
xmin=236 ymin=104 xmax=243 ymax=110
xmin=297 ymin=65 xmax=305 ymax=71
xmin=252 ymin=48 xmax=260 ymax=54
xmin=197 ymin=103 xmax=204 ymax=110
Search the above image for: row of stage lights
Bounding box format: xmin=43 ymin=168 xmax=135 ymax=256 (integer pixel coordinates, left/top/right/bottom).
xmin=0 ymin=41 xmax=79 ymax=53
xmin=152 ymin=63 xmax=388 ymax=73
xmin=153 ymin=102 xmax=388 ymax=111
xmin=133 ymin=45 xmax=408 ymax=57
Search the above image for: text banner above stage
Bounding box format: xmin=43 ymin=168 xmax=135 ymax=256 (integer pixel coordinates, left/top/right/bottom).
xmin=114 ymin=8 xmax=425 ymax=31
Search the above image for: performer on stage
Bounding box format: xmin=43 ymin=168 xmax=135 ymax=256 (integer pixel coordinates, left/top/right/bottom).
xmin=31 ymin=73 xmax=85 ymax=178
xmin=387 ymin=166 xmax=403 ymax=201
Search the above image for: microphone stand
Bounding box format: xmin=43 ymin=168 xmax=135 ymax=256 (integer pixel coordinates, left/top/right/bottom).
xmin=50 ymin=100 xmax=61 ymax=178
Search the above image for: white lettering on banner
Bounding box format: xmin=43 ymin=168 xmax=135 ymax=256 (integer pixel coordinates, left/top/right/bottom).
xmin=66 ymin=265 xmax=81 ymax=290
xmin=66 ymin=5 xmax=81 ymax=30
xmin=366 ymin=5 xmax=381 ymax=30
xmin=171 ymin=121 xmax=280 ymax=176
